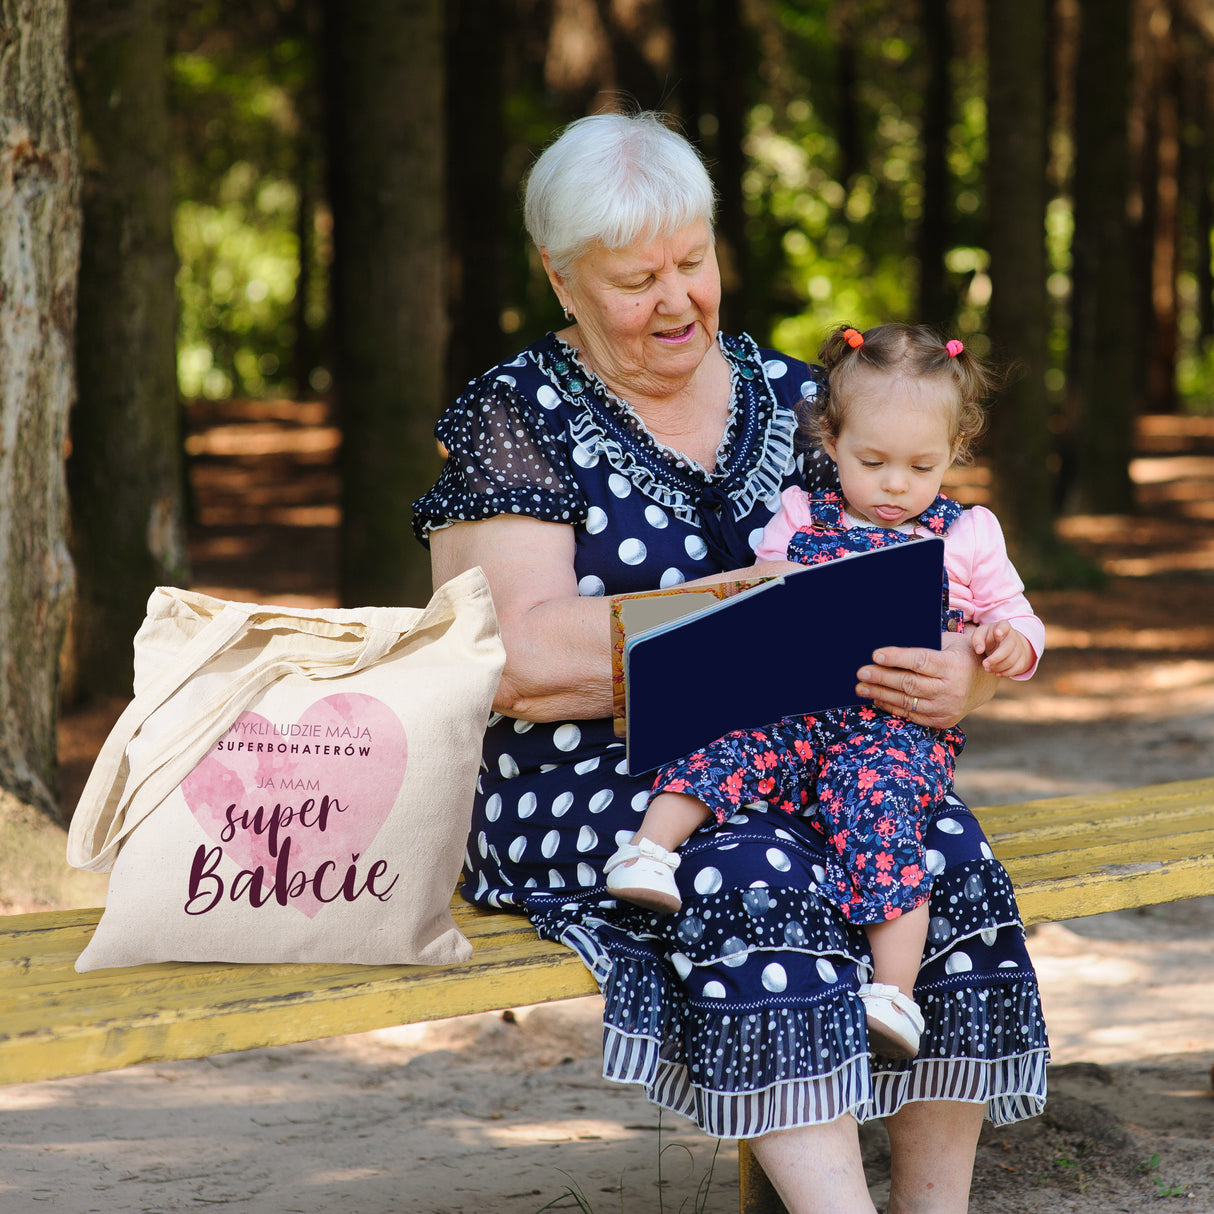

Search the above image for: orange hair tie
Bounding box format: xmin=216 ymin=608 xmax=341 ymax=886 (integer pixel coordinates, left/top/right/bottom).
xmin=843 ymin=328 xmax=864 ymax=348
xmin=946 ymin=339 xmax=964 ymax=357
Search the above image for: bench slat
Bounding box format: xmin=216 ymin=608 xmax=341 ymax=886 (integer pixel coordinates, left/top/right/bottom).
xmin=998 ymin=826 xmax=1214 ymax=880
xmin=0 ymin=901 xmax=547 ymax=984
xmin=2 ymin=778 xmax=1210 ymax=1088
xmin=977 ymin=776 xmax=1212 ymax=832
xmin=980 ymin=777 xmax=1214 ymax=924
xmin=988 ymin=804 xmax=1208 ymax=850
xmin=1 ymin=932 xmax=583 ymax=1008
xmin=0 ymin=900 xmax=596 ymax=1085
xmin=1007 ymin=856 xmax=1213 ymax=925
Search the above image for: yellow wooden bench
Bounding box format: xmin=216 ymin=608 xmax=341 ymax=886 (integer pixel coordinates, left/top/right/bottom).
xmin=3 ymin=776 xmax=1212 ymax=1213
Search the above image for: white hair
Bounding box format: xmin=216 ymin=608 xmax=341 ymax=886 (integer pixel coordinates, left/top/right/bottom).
xmin=523 ymin=111 xmax=717 ymax=278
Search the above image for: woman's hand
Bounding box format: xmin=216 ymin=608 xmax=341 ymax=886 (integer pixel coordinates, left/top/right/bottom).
xmin=855 ymin=631 xmax=999 ymax=729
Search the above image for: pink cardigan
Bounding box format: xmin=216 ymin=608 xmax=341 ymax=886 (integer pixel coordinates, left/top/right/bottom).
xmin=754 ymin=488 xmax=1045 ymax=679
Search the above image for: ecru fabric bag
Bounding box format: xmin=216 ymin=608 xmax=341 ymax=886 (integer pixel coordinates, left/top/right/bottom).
xmin=67 ymin=569 xmax=505 ymax=973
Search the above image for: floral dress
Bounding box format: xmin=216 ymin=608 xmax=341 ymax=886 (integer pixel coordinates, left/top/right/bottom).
xmin=651 ymin=494 xmax=969 ymax=928
xmin=412 ymin=331 xmax=1048 ymax=1138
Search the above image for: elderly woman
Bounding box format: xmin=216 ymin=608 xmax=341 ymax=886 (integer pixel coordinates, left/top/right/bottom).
xmin=413 ymin=111 xmax=1047 ymax=1213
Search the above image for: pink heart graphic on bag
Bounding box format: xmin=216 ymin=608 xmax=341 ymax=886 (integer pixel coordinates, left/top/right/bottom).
xmin=181 ymin=692 xmax=408 ymax=919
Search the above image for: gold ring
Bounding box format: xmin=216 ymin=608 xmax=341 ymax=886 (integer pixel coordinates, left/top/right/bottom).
xmin=911 ymin=696 xmax=919 ymax=713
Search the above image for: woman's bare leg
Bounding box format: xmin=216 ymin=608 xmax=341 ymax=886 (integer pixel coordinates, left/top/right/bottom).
xmin=884 ymin=1100 xmax=984 ymax=1214
xmin=747 ymin=1117 xmax=878 ymax=1214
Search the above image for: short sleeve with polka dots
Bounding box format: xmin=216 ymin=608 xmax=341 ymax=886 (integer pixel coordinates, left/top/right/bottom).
xmin=413 ymin=358 xmax=587 ymax=542
xmin=412 ymin=331 xmax=836 ymax=556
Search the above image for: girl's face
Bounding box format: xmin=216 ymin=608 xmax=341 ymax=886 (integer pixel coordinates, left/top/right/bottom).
xmin=543 ymin=220 xmax=721 ymax=400
xmin=821 ymin=372 xmax=957 ymax=529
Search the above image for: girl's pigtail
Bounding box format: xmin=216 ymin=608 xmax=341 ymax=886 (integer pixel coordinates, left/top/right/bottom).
xmin=941 ymin=337 xmax=994 ymax=463
xmin=819 ymin=324 xmax=867 ymax=374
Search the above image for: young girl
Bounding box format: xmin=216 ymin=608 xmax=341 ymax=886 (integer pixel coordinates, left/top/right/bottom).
xmin=602 ymin=323 xmax=1045 ymax=1059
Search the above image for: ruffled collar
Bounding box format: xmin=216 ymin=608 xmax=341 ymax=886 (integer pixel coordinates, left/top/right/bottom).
xmin=533 ymin=331 xmax=799 ymax=528
xmin=561 ymin=338 xmax=739 ymax=477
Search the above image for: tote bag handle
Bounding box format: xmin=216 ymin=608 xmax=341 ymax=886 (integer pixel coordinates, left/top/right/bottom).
xmin=67 ymin=601 xmax=403 ymax=872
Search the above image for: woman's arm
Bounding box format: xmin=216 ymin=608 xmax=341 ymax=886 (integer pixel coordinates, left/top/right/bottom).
xmin=855 ymin=631 xmax=999 ymax=729
xmin=431 ymin=516 xmax=614 ymax=722
xmin=432 ymin=516 xmax=802 ymax=724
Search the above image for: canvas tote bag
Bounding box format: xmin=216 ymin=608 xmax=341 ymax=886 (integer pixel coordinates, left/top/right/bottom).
xmin=67 ymin=568 xmax=505 ymax=972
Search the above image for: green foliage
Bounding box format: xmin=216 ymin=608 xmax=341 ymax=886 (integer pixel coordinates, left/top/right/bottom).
xmin=748 ymin=97 xmax=916 ymax=355
xmin=1051 ymin=1134 xmax=1092 ymax=1194
xmin=169 ymin=2 xmax=324 ymax=400
xmin=534 ymin=1174 xmax=598 ymax=1213
xmin=1177 ymin=342 xmax=1214 ymax=414
xmin=1176 ymin=268 xmax=1214 ymax=413
xmin=1135 ymin=1152 xmax=1189 ymax=1199
xmin=175 ymin=171 xmax=301 ymax=399
xmin=1020 ymin=541 xmax=1106 ymax=592
xmin=164 ymin=0 xmax=1214 ymax=431
xmin=743 ymin=1 xmax=990 ymax=362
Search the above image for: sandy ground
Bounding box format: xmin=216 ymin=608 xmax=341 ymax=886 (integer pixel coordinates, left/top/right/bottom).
xmin=1 ymin=715 xmax=1211 ymax=1214
xmin=0 ymin=407 xmax=1211 ymax=1212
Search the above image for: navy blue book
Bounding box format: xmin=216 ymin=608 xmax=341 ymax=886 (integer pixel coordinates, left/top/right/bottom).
xmin=623 ymin=537 xmax=946 ymax=775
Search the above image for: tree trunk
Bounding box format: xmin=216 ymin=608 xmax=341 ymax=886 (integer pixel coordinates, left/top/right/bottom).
xmin=1143 ymin=2 xmax=1180 ymax=413
xmin=918 ymin=0 xmax=954 ymax=327
xmin=1177 ymin=14 xmax=1213 ymax=346
xmin=710 ymin=0 xmax=750 ymax=334
xmin=599 ymin=0 xmax=668 ymax=109
xmin=67 ymin=0 xmax=187 ymax=702
xmin=445 ymin=0 xmax=506 ymax=400
xmin=324 ymin=0 xmax=445 ymax=608
xmin=832 ymin=2 xmax=862 ymax=187
xmin=289 ymin=0 xmax=325 ymax=401
xmin=670 ymin=0 xmax=704 ymax=133
xmin=1194 ymin=61 xmax=1214 ymax=345
xmin=0 ymin=0 xmax=79 ymax=814
xmin=1066 ymin=0 xmax=1137 ymax=513
xmin=984 ymin=0 xmax=1059 ymax=579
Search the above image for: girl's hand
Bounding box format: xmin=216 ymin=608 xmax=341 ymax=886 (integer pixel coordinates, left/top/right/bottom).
xmin=970 ymin=620 xmax=1035 ymax=678
xmin=856 ymin=632 xmax=998 ymax=729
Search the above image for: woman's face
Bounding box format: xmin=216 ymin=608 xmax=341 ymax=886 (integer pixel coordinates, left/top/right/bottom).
xmin=547 ymin=220 xmax=721 ymax=399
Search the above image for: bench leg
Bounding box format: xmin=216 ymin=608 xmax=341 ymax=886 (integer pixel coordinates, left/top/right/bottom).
xmin=738 ymin=1140 xmax=789 ymax=1213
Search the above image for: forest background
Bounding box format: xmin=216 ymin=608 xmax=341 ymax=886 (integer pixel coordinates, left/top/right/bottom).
xmin=1 ymin=0 xmax=1213 ymax=824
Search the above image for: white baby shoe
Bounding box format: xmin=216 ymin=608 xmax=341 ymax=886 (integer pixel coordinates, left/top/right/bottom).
xmin=859 ymin=982 xmax=925 ymax=1059
xmin=604 ymin=838 xmax=682 ymax=913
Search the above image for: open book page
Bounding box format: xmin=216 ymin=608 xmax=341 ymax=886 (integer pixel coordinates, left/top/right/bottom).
xmin=609 ymin=577 xmax=774 ymax=736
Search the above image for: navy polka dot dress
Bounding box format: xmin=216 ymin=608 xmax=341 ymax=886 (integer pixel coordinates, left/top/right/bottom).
xmin=413 ymin=331 xmax=1048 ymax=1138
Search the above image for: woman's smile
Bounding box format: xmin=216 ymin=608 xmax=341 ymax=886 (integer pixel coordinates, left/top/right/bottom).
xmin=653 ymin=322 xmax=696 ymax=343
